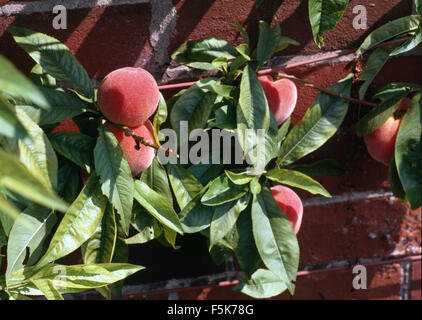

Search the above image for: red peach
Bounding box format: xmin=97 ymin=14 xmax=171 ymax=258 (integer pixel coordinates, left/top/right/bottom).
xmin=364 ymin=116 xmax=401 ymax=166
xmin=50 ymin=118 xmax=80 ymax=134
xmin=105 ymin=120 xmax=156 ymax=176
xmin=259 ymin=75 xmax=298 ymax=126
xmin=271 ymin=185 xmax=304 ymax=234
xmin=97 ymin=67 xmax=159 ymax=127
xmin=363 ymin=98 xmax=410 ymax=166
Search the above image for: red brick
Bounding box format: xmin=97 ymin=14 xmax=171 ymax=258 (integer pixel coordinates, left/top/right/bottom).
xmin=298 ymin=200 xmax=421 ymax=266
xmin=412 ymin=260 xmax=421 ymax=300
xmin=169 ymin=0 xmax=411 ymax=57
xmin=276 ymin=263 xmax=403 ymax=300
xmin=172 ymin=263 xmax=402 ymax=300
xmin=177 ymin=285 xmax=255 ymax=300
xmin=123 ymin=292 xmax=170 ymax=300
xmin=373 ymin=56 xmax=422 ymax=89
xmin=0 ymin=3 xmax=153 ymax=79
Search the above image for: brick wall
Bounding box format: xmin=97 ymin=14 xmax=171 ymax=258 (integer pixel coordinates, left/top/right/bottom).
xmin=0 ymin=0 xmax=421 ymax=300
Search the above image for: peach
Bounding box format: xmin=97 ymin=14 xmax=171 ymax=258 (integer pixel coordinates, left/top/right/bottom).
xmin=50 ymin=118 xmax=79 ymax=134
xmin=97 ymin=67 xmax=159 ymax=127
xmin=105 ymin=120 xmax=156 ymax=176
xmin=363 ymin=98 xmax=410 ymax=166
xmin=259 ymin=75 xmax=298 ymax=126
xmin=270 ymin=185 xmax=304 ymax=234
xmin=364 ymin=116 xmax=401 ymax=166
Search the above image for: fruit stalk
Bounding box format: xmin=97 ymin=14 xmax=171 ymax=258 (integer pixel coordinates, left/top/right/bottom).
xmin=106 ymin=121 xmax=179 ymax=158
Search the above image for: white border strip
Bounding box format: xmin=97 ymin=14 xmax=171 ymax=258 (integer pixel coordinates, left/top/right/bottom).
xmin=0 ymin=0 xmax=150 ymax=16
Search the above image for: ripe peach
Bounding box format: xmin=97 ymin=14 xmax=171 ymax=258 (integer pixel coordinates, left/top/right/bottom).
xmin=270 ymin=185 xmax=304 ymax=234
xmin=105 ymin=120 xmax=156 ymax=176
xmin=363 ymin=98 xmax=410 ymax=166
xmin=50 ymin=118 xmax=79 ymax=134
xmin=97 ymin=67 xmax=160 ymax=127
xmin=364 ymin=116 xmax=401 ymax=166
xmin=258 ymin=75 xmax=298 ymax=126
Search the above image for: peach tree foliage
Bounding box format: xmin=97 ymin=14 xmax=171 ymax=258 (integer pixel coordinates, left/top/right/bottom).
xmin=0 ymin=9 xmax=421 ymax=300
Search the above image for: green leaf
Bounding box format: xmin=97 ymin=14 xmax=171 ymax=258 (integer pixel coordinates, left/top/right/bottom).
xmin=308 ymin=0 xmax=349 ymax=48
xmin=275 ymin=36 xmax=300 ymax=52
xmin=15 ymin=87 xmax=87 ymax=126
xmin=390 ymin=24 xmax=422 ymax=56
xmin=50 ymin=132 xmax=95 ymax=173
xmin=129 ymin=207 xmax=161 ymax=245
xmin=416 ymin=0 xmax=422 ymax=14
xmin=9 ymin=263 xmax=144 ymax=294
xmin=210 ymin=193 xmax=250 ymax=249
xmin=0 ymin=193 xmax=21 ymax=235
xmin=6 ymin=206 xmax=57 ymax=283
xmin=29 ymin=64 xmax=56 ymax=87
xmin=0 ymin=149 xmax=68 ymax=213
xmin=57 ymin=162 xmax=81 ymax=204
xmin=178 ymin=186 xmax=214 ymax=233
xmin=125 ymin=221 xmax=157 ymax=245
xmin=356 ymin=15 xmax=421 ymax=57
xmin=229 ymin=55 xmax=249 ymax=76
xmin=109 ymin=226 xmax=129 ymax=298
xmin=256 ymin=19 xmax=282 ymax=66
xmin=82 ymin=204 xmax=117 ymax=264
xmin=209 ymin=241 xmax=233 ymax=266
xmin=161 ymin=226 xmax=178 ymax=249
xmin=225 ymin=170 xmax=254 ymax=185
xmin=278 ymin=74 xmax=352 ymax=166
xmin=170 ymin=84 xmax=218 ymax=136
xmin=37 ymin=175 xmax=107 ymax=266
xmin=212 ymin=57 xmax=229 ymax=72
xmin=388 ymin=155 xmax=406 ymax=201
xmin=237 ymin=65 xmax=278 ymax=169
xmin=8 ymin=26 xmax=94 ymax=99
xmin=234 ymin=268 xmax=288 ymax=298
xmin=249 ymin=176 xmax=262 ymax=195
xmin=94 ymin=125 xmax=134 ymax=235
xmin=354 ymin=93 xmax=408 ymax=136
xmin=0 ymin=55 xmax=49 ymax=109
xmin=277 ymin=117 xmax=291 ymax=145
xmin=153 ymin=92 xmax=168 ymax=145
xmin=140 ymin=157 xmax=173 ymax=206
xmin=232 ymin=23 xmax=250 ymax=47
xmin=288 ymin=159 xmax=345 ymax=177
xmin=237 ymin=65 xmax=271 ymax=132
xmin=266 ymin=168 xmax=331 ymax=197
xmin=31 ymin=279 xmax=63 ymax=300
xmin=167 ymin=164 xmax=203 ymax=209
xmin=230 ymin=207 xmax=262 ymax=277
xmin=3 ymin=111 xmax=58 ymax=190
xmin=358 ymin=44 xmax=400 ymax=100
xmin=208 ymin=104 xmax=237 ymax=130
xmin=251 ymin=188 xmax=299 ymax=294
xmin=188 ymin=160 xmax=225 ymax=186
xmin=395 ymin=93 xmax=422 ymax=209
xmin=171 ymin=37 xmax=237 ymax=70
xmin=201 ymin=175 xmax=249 ymax=206
xmin=0 ymin=95 xmax=29 ymax=142
xmin=372 ymin=82 xmax=421 ymax=102
xmin=134 ymin=180 xmax=183 ymax=235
